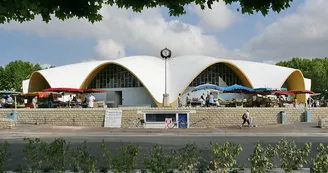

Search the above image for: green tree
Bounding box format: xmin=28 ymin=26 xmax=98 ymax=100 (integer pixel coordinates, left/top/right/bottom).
xmin=0 ymin=0 xmax=294 ymax=24
xmin=0 ymin=66 xmax=4 ymax=90
xmin=276 ymin=57 xmax=328 ymax=99
xmin=0 ymin=60 xmax=42 ymax=91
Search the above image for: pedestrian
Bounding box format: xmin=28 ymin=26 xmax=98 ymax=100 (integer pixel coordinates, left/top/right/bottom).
xmin=185 ymin=93 xmax=191 ymax=107
xmin=241 ymin=110 xmax=251 ymax=128
xmin=48 ymin=93 xmax=54 ymax=108
xmin=68 ymin=94 xmax=73 ymax=108
xmin=200 ymin=93 xmax=206 ymax=107
xmin=88 ymin=94 xmax=96 ymax=108
xmin=209 ymin=92 xmax=214 ymax=106
xmin=32 ymin=96 xmax=38 ymax=109
xmin=178 ymin=93 xmax=182 ymax=107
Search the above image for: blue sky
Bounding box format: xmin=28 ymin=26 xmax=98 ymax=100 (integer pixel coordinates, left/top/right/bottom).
xmin=1 ymin=0 xmax=324 ymax=67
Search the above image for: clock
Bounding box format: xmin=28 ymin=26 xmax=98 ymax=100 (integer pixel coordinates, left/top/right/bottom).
xmin=160 ymin=48 xmax=171 ymax=59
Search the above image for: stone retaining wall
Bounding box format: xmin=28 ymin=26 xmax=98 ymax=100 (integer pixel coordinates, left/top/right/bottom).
xmin=0 ymin=107 xmax=327 ymax=128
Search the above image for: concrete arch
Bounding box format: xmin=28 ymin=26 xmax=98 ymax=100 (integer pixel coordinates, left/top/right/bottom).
xmin=280 ymin=70 xmax=306 ymax=103
xmin=80 ymin=62 xmax=162 ymax=107
xmin=170 ymin=61 xmax=253 ymax=106
xmin=28 ymin=72 xmax=51 ymax=92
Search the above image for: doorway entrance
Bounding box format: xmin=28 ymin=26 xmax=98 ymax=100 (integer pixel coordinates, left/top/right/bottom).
xmin=178 ymin=113 xmax=188 ymax=128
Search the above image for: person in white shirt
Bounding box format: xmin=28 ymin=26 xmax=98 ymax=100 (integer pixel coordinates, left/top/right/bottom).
xmin=242 ymin=110 xmax=251 ymax=128
xmin=32 ymin=96 xmax=38 ymax=109
xmin=209 ymin=93 xmax=215 ymax=106
xmin=88 ymin=94 xmax=96 ymax=108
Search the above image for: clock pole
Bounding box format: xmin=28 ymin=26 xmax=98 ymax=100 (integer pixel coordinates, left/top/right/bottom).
xmin=160 ymin=48 xmax=171 ymax=107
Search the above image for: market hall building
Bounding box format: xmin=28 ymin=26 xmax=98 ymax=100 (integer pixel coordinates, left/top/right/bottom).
xmin=23 ymin=55 xmax=311 ymax=107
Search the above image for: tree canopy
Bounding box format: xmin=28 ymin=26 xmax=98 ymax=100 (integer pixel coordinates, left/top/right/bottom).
xmin=276 ymin=57 xmax=328 ymax=99
xmin=0 ymin=0 xmax=294 ymax=24
xmin=0 ymin=60 xmax=43 ymax=91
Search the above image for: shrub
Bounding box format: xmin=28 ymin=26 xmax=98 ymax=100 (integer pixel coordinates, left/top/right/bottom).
xmin=276 ymin=138 xmax=312 ymax=173
xmin=173 ymin=143 xmax=204 ymax=173
xmin=144 ymin=144 xmax=173 ymax=173
xmin=0 ymin=141 xmax=10 ymax=173
xmin=44 ymin=138 xmax=71 ymax=173
xmin=71 ymin=140 xmax=97 ymax=173
xmin=23 ymin=138 xmax=48 ymax=173
xmin=249 ymin=142 xmax=277 ymax=173
xmin=110 ymin=143 xmax=140 ymax=173
xmin=310 ymin=143 xmax=328 ymax=173
xmin=100 ymin=139 xmax=111 ymax=172
xmin=209 ymin=141 xmax=243 ymax=173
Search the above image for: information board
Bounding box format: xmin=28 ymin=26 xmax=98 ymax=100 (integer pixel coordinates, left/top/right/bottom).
xmin=104 ymin=109 xmax=122 ymax=128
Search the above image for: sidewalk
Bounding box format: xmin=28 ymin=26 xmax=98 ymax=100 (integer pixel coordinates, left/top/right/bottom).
xmin=0 ymin=122 xmax=327 ymax=138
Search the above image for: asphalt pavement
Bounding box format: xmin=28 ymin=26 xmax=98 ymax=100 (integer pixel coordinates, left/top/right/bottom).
xmin=1 ymin=135 xmax=328 ymax=171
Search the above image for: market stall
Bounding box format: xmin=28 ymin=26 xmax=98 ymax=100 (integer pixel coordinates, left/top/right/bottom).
xmin=14 ymin=92 xmax=62 ymax=108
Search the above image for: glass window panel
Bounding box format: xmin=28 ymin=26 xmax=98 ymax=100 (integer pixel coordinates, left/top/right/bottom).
xmin=188 ymin=63 xmax=242 ymax=87
xmin=88 ymin=64 xmax=144 ymax=89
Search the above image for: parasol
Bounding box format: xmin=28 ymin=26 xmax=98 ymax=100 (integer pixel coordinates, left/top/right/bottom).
xmin=191 ymin=84 xmax=224 ymax=92
xmin=223 ymin=84 xmax=254 ymax=93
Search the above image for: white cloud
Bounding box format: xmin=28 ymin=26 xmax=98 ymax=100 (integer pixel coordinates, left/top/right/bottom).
xmin=0 ymin=5 xmax=243 ymax=61
xmin=94 ymin=39 xmax=125 ymax=60
xmin=243 ymin=0 xmax=328 ymax=62
xmin=190 ymin=2 xmax=239 ymax=32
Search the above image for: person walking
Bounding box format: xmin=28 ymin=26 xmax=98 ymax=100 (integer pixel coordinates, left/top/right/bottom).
xmin=241 ymin=110 xmax=251 ymax=128
xmin=178 ymin=93 xmax=182 ymax=107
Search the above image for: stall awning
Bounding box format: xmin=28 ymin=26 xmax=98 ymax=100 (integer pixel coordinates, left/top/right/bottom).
xmin=191 ymin=84 xmax=224 ymax=92
xmin=42 ymin=88 xmax=84 ymax=93
xmin=223 ymin=84 xmax=254 ymax=93
xmin=289 ymin=90 xmax=315 ymax=94
xmin=271 ymin=90 xmax=294 ymax=95
xmin=14 ymin=92 xmax=61 ymax=98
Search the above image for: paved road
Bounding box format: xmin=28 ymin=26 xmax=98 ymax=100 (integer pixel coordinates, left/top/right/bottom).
xmin=1 ymin=135 xmax=328 ymax=171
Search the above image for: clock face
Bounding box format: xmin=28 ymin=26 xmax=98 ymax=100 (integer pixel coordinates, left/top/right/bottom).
xmin=163 ymin=50 xmax=169 ymax=56
xmin=161 ymin=49 xmax=171 ymax=58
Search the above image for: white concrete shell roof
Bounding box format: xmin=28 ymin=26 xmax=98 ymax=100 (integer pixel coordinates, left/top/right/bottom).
xmin=29 ymin=56 xmax=165 ymax=104
xmin=29 ymin=55 xmax=307 ymax=105
xmin=168 ymin=55 xmax=305 ymax=102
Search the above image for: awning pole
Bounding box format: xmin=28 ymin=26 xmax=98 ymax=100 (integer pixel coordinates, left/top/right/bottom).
xmin=14 ymin=96 xmax=17 ymax=111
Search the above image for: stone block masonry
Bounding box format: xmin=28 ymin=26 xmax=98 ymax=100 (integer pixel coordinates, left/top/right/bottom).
xmin=0 ymin=109 xmax=105 ymax=127
xmin=0 ymin=107 xmax=328 ymax=128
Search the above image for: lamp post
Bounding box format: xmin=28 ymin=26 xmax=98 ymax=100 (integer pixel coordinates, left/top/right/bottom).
xmin=160 ymin=48 xmax=171 ymax=107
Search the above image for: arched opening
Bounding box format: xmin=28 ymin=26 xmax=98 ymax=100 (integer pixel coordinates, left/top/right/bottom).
xmin=80 ymin=63 xmax=158 ymax=107
xmin=28 ymin=72 xmax=51 ymax=92
xmin=281 ymin=70 xmax=306 ymax=103
xmin=174 ymin=62 xmax=253 ymax=106
xmin=188 ymin=63 xmax=251 ymax=88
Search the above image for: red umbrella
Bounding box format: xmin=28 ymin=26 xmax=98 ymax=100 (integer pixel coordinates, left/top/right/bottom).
xmin=271 ymin=90 xmax=294 ymax=95
xmin=82 ymin=88 xmax=108 ymax=93
xmin=289 ymin=90 xmax=315 ymax=94
xmin=42 ymin=88 xmax=84 ymax=93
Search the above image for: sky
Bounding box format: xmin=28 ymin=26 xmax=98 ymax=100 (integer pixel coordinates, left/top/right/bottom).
xmin=0 ymin=0 xmax=327 ymax=67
